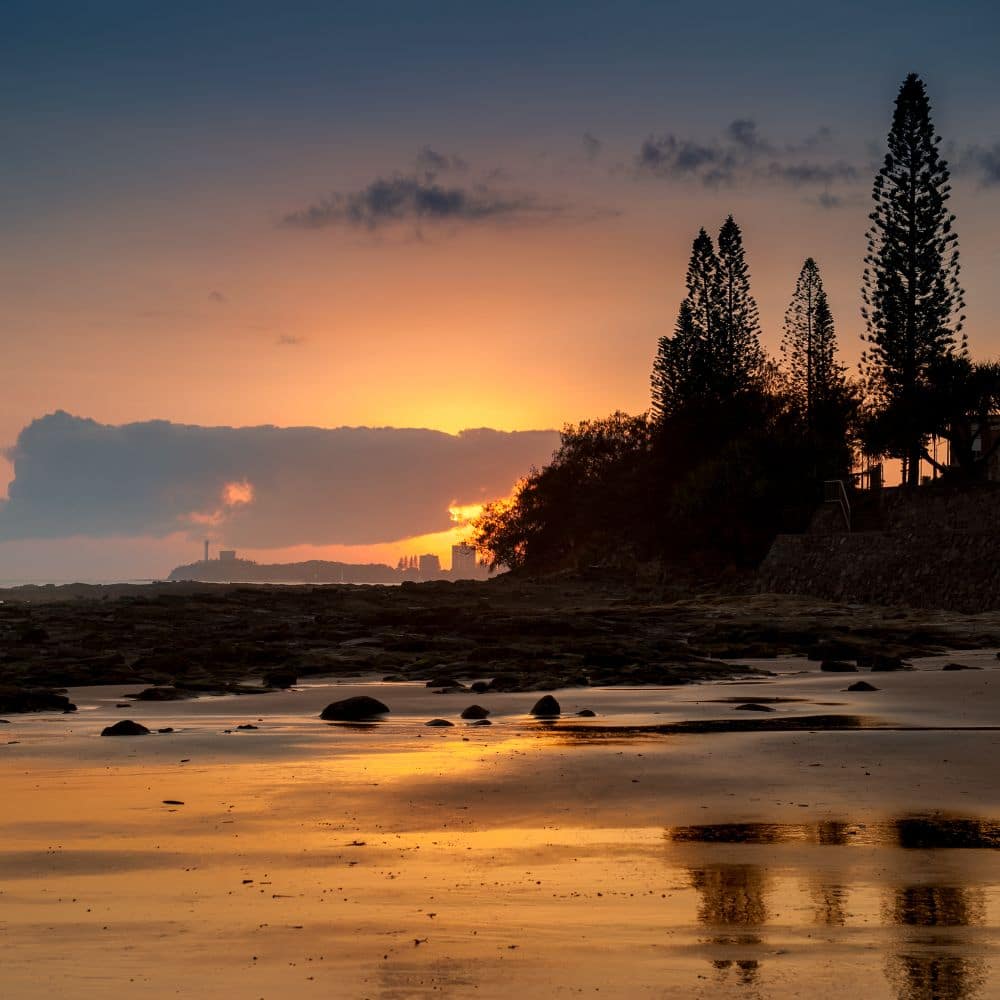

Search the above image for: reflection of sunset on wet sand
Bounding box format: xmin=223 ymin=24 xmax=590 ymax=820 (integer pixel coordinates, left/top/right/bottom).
xmin=3 ymin=659 xmax=1000 ymax=997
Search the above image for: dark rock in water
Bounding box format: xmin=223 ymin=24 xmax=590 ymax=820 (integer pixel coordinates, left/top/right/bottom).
xmin=530 ymin=695 xmax=561 ymax=717
xmin=808 ymin=641 xmax=862 ymax=662
xmin=426 ymin=677 xmax=466 ymax=691
xmin=576 ymin=709 xmax=596 ymax=717
xmin=382 ymin=674 xmax=408 ymax=682
xmin=425 ymin=718 xmax=454 ymax=727
xmin=115 ymin=703 xmax=131 ymax=708
xmin=942 ymin=662 xmax=982 ymax=671
xmin=468 ymin=718 xmax=492 ymax=726
xmin=236 ymin=723 xmax=258 ymax=730
xmin=319 ymin=696 xmax=390 ymax=721
xmin=470 ymin=681 xmax=490 ymax=694
xmin=735 ymin=702 xmax=775 ymax=712
xmin=847 ymin=681 xmax=879 ymax=691
xmin=820 ymin=660 xmax=858 ymax=673
xmin=157 ymin=727 xmax=175 ymax=733
xmin=162 ymin=799 xmax=184 ymax=805
xmin=134 ymin=686 xmax=192 ymax=701
xmin=863 ymin=654 xmax=911 ymax=672
xmin=460 ymin=704 xmax=490 ymax=720
xmin=0 ymin=687 xmax=77 ymax=714
xmin=0 ymin=719 xmax=8 ymax=724
xmin=102 ymin=719 xmax=150 ymax=736
xmin=264 ymin=670 xmax=297 ymax=689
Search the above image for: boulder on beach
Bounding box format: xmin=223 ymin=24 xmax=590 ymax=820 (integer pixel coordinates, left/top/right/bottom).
xmin=133 ymin=686 xmax=192 ymax=701
xmin=0 ymin=687 xmax=77 ymax=714
xmin=863 ymin=654 xmax=911 ymax=672
xmin=319 ymin=696 xmax=390 ymax=721
xmin=425 ymin=718 xmax=454 ymax=727
xmin=820 ymin=660 xmax=858 ymax=673
xmin=468 ymin=718 xmax=492 ymax=726
xmin=847 ymin=681 xmax=879 ymax=691
xmin=576 ymin=709 xmax=596 ymax=717
xmin=942 ymin=662 xmax=982 ymax=671
xmin=264 ymin=670 xmax=297 ymax=689
xmin=735 ymin=702 xmax=775 ymax=712
xmin=460 ymin=704 xmax=490 ymax=720
xmin=101 ymin=719 xmax=150 ymax=736
xmin=470 ymin=681 xmax=490 ymax=694
xmin=530 ymin=695 xmax=561 ymax=717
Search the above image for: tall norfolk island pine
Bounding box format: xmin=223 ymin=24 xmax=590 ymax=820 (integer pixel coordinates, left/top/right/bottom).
xmin=782 ymin=258 xmax=842 ymax=424
xmin=862 ymin=73 xmax=966 ymax=486
xmin=651 ymin=218 xmax=764 ymax=421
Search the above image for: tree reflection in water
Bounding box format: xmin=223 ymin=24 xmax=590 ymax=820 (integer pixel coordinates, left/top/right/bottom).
xmin=689 ymin=864 xmax=769 ymax=989
xmin=884 ymin=883 xmax=988 ymax=1000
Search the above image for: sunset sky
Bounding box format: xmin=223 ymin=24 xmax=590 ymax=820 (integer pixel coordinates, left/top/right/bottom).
xmin=4 ymin=1 xmax=1000 ymax=579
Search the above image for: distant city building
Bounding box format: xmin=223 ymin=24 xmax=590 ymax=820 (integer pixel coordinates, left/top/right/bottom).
xmin=418 ymin=553 xmax=441 ymax=578
xmin=451 ymin=543 xmax=478 ymax=578
xmin=219 ymin=550 xmax=237 ymax=562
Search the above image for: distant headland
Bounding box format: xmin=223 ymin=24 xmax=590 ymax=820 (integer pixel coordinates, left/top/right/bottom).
xmin=167 ymin=542 xmax=490 ymax=584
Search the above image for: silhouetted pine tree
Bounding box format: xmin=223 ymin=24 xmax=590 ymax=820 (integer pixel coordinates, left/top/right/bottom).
xmin=781 ymin=258 xmax=843 ymax=424
xmin=650 ymin=230 xmax=719 ymax=420
xmin=716 ymin=216 xmax=765 ymax=395
xmin=651 ymin=300 xmax=698 ymax=421
xmin=861 ymin=73 xmax=966 ymax=485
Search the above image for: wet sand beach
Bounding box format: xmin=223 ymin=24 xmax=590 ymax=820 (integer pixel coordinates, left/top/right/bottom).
xmin=3 ymin=650 xmax=999 ymax=998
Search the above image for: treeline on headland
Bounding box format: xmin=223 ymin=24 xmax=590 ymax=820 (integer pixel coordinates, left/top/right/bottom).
xmin=473 ymin=74 xmax=1000 ymax=574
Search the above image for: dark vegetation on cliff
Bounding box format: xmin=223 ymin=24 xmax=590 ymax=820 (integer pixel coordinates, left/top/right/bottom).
xmin=472 ymin=74 xmax=1000 ymax=576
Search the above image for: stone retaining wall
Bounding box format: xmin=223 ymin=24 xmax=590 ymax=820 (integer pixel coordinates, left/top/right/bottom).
xmin=759 ymin=485 xmax=1000 ymax=611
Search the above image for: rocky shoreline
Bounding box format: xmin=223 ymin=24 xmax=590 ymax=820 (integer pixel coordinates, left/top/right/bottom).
xmin=2 ymin=574 xmax=1000 ymax=714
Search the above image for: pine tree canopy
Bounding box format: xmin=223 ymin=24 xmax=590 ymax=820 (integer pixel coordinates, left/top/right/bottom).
xmin=781 ymin=257 xmax=843 ymax=420
xmin=651 ymin=219 xmax=764 ymax=421
xmin=861 ymin=73 xmax=966 ymax=480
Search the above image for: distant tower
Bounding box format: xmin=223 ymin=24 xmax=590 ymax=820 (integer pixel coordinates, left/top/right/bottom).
xmin=418 ymin=553 xmax=441 ymax=579
xmin=204 ymin=538 xmax=209 ymax=562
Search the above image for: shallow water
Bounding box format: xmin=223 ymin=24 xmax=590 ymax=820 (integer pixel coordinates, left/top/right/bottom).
xmin=2 ymin=663 xmax=1000 ymax=997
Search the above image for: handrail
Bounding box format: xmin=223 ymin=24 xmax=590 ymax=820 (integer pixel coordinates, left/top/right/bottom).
xmin=823 ymin=479 xmax=851 ymax=531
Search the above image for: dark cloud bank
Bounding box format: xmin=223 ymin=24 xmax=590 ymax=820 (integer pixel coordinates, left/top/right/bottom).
xmin=0 ymin=413 xmax=559 ymax=547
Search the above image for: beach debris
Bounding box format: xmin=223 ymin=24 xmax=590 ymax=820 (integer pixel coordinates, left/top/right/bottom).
xmin=820 ymin=660 xmax=858 ymax=672
xmin=425 ymin=718 xmax=454 ymax=727
xmin=460 ymin=704 xmax=490 ymax=719
xmin=847 ymin=681 xmax=879 ymax=691
xmin=530 ymin=695 xmax=561 ymax=717
xmin=319 ymin=696 xmax=390 ymax=721
xmin=101 ymin=719 xmax=150 ymax=736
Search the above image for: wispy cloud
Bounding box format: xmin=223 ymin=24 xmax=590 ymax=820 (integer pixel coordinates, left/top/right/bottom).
xmin=955 ymin=142 xmax=1000 ymax=186
xmin=635 ymin=119 xmax=856 ymax=199
xmin=283 ymin=176 xmax=566 ymax=231
xmin=582 ymin=131 xmax=603 ymax=161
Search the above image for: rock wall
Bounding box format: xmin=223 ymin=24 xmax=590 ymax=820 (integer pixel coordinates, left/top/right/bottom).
xmin=758 ymin=484 xmax=1000 ymax=611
